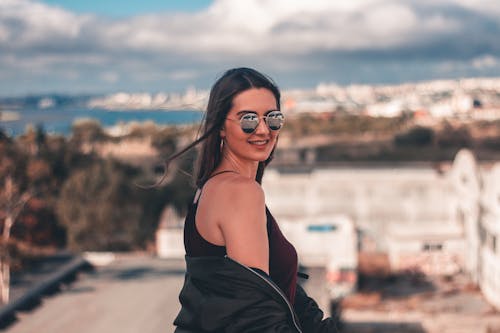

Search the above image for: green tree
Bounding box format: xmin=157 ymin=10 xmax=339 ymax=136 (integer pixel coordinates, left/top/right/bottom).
xmin=0 ymin=175 xmax=31 ymax=303
xmin=70 ymin=119 xmax=108 ymax=152
xmin=151 ymin=126 xmax=179 ymax=158
xmin=56 ymin=159 xmax=142 ymax=251
xmin=0 ymin=135 xmax=32 ymax=303
xmin=134 ymin=149 xmax=196 ymax=247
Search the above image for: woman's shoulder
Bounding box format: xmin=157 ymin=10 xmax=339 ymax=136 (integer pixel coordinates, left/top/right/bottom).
xmin=206 ymin=172 xmax=264 ymax=203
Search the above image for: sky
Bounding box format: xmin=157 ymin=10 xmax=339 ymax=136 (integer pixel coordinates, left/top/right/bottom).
xmin=40 ymin=0 xmax=213 ymax=17
xmin=1 ymin=0 xmax=500 ymax=96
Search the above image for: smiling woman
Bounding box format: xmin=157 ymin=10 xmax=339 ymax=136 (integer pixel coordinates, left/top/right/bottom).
xmin=39 ymin=0 xmax=213 ymax=17
xmin=164 ymin=67 xmax=339 ymax=332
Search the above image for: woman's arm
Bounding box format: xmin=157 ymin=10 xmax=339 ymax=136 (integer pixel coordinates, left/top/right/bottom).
xmin=218 ymin=176 xmax=269 ymax=274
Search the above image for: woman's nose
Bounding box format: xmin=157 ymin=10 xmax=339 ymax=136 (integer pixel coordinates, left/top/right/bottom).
xmin=254 ymin=118 xmax=270 ymax=135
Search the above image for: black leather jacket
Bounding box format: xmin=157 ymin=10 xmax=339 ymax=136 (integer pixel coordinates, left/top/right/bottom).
xmin=173 ymin=256 xmax=339 ymax=332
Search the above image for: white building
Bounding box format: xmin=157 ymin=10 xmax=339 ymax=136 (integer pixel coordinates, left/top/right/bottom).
xmin=155 ymin=149 xmax=500 ymax=310
xmin=478 ymin=162 xmax=500 ymax=310
xmin=430 ymin=149 xmax=500 ymax=309
xmin=156 ymin=205 xmax=184 ymax=259
xmin=449 ymin=150 xmax=482 ymax=283
xmin=450 ymin=149 xmax=500 ymax=310
xmin=276 ymin=214 xmax=356 ymax=269
xmin=263 ymin=164 xmax=458 ymax=253
xmin=385 ymin=223 xmax=464 ymax=275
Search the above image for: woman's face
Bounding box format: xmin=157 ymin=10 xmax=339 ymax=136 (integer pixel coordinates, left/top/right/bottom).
xmin=221 ymin=88 xmax=280 ymax=164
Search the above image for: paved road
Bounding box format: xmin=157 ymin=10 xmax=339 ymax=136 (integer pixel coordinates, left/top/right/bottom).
xmin=5 ymin=254 xmax=185 ymax=333
xmin=9 ymin=255 xmax=496 ymax=333
xmin=5 ymin=256 xmax=335 ymax=333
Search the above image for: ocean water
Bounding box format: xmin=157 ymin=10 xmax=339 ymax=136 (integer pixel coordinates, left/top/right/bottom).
xmin=0 ymin=107 xmax=204 ymax=137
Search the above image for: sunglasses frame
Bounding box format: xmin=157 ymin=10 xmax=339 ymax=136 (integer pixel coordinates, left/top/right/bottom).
xmin=227 ymin=110 xmax=285 ymax=134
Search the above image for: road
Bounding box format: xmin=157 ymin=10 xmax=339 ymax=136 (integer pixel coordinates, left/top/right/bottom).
xmin=5 ymin=256 xmax=335 ymax=333
xmin=7 ymin=254 xmax=499 ymax=333
xmin=5 ymin=254 xmax=185 ymax=333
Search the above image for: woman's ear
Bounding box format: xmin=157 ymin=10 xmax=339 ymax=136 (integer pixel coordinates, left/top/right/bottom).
xmin=220 ymin=126 xmax=226 ymax=139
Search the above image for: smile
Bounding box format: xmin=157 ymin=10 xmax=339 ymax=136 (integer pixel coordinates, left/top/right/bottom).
xmin=248 ymin=140 xmax=269 ymax=146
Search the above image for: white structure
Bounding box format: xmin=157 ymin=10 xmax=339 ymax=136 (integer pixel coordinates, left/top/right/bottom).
xmin=449 ymin=149 xmax=500 ymax=310
xmin=478 ymin=162 xmax=500 ymax=310
xmin=385 ymin=223 xmax=464 ymax=275
xmin=277 ymin=215 xmax=357 ymax=268
xmin=155 ymin=149 xmax=500 ymax=310
xmin=156 ymin=206 xmax=184 ymax=259
xmin=449 ymin=150 xmax=482 ymax=282
xmin=263 ymin=164 xmax=458 ymax=253
xmin=262 ymin=163 xmax=466 ymax=301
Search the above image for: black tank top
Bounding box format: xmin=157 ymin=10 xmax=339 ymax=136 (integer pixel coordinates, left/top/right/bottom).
xmin=183 ymin=171 xmax=298 ymax=304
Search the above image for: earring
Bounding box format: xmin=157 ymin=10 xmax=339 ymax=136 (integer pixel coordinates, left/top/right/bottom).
xmin=220 ymin=138 xmax=224 ymax=152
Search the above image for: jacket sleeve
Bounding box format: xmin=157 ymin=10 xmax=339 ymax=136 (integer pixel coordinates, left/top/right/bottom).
xmin=225 ymin=297 xmax=300 ymax=333
xmin=293 ymin=284 xmax=341 ymax=333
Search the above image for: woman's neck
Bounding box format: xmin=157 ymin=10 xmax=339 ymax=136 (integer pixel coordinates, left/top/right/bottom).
xmin=217 ymin=152 xmax=258 ymax=179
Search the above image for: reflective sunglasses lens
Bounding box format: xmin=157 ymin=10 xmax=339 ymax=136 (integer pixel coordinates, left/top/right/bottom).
xmin=266 ymin=112 xmax=284 ymax=130
xmin=240 ymin=114 xmax=259 ymax=133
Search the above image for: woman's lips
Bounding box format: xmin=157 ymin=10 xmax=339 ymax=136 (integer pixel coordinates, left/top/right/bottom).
xmin=248 ymin=139 xmax=269 ymax=145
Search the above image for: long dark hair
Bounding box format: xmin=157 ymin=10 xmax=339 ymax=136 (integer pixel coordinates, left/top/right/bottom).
xmin=162 ymin=67 xmax=281 ymax=188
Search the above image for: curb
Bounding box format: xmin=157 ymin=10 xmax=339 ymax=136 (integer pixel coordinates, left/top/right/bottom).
xmin=0 ymin=256 xmax=93 ymax=328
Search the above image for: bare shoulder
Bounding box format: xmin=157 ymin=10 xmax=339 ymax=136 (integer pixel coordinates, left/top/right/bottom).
xmin=203 ymin=173 xmax=263 ymax=205
xmin=205 ymin=173 xmax=269 ymax=272
xmin=199 ymin=173 xmax=266 ymax=226
xmin=217 ymin=173 xmax=264 ymax=208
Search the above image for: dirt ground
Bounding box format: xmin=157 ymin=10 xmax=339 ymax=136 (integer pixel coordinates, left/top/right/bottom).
xmin=339 ymin=254 xmax=500 ymax=333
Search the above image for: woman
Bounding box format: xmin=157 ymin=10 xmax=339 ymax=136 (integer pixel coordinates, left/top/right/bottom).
xmin=172 ymin=68 xmax=338 ymax=332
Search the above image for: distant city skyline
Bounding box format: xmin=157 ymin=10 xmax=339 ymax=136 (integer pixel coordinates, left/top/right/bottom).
xmin=1 ymin=0 xmax=500 ymax=97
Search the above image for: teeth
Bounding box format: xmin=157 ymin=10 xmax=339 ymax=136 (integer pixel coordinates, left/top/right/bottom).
xmin=250 ymin=140 xmax=267 ymax=145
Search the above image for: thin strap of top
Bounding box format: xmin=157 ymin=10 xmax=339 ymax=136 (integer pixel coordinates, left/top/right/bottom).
xmin=193 ymin=170 xmax=240 ymax=204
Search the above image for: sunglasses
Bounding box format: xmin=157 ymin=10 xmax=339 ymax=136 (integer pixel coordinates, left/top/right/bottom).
xmin=227 ymin=110 xmax=285 ymax=134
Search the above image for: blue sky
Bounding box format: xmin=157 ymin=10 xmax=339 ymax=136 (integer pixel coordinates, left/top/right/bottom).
xmin=40 ymin=0 xmax=213 ymax=17
xmin=0 ymin=0 xmax=500 ymax=96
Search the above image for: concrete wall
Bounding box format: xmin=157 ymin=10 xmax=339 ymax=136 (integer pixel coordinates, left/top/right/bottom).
xmin=449 ymin=149 xmax=481 ymax=283
xmin=263 ymin=164 xmax=457 ymax=251
xmin=385 ymin=224 xmax=465 ymax=275
xmin=442 ymin=149 xmax=500 ymax=310
xmin=278 ymin=215 xmax=357 ymax=268
xmin=478 ymin=163 xmax=500 ymax=310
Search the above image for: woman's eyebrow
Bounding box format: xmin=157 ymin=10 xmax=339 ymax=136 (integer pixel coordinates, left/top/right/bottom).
xmin=236 ymin=109 xmax=279 ymax=116
xmin=264 ymin=109 xmax=280 ymax=115
xmin=236 ymin=110 xmax=257 ymax=116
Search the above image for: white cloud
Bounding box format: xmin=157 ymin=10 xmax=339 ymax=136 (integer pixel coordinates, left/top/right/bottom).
xmin=100 ymin=71 xmax=119 ymax=83
xmin=161 ymin=0 xmax=457 ymax=53
xmin=0 ymin=0 xmax=476 ymax=55
xmin=167 ymin=70 xmax=199 ymax=81
xmin=451 ymin=0 xmax=500 ymax=18
xmin=0 ymin=0 xmax=89 ymax=48
xmin=0 ymin=0 xmax=499 ymax=94
xmin=472 ymin=55 xmax=499 ymax=69
xmin=0 ymin=22 xmax=9 ymax=42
